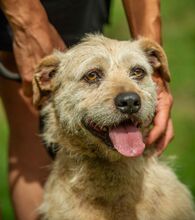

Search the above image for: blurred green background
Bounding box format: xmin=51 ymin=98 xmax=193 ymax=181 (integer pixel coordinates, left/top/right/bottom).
xmin=0 ymin=0 xmax=195 ymax=219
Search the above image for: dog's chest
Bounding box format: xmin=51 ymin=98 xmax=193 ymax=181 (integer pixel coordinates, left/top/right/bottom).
xmin=68 ymin=158 xmax=143 ymax=199
xmin=55 ymin=158 xmax=144 ymax=220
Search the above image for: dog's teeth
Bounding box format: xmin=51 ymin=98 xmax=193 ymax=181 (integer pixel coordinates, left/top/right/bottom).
xmin=137 ymin=122 xmax=141 ymax=128
xmin=89 ymin=121 xmax=93 ymax=126
xmin=92 ymin=122 xmax=96 ymax=128
xmin=94 ymin=124 xmax=99 ymax=130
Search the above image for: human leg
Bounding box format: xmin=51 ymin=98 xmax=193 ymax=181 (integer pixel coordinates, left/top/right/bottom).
xmin=0 ymin=52 xmax=51 ymax=220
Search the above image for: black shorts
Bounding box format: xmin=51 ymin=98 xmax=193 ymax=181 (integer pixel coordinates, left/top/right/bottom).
xmin=0 ymin=0 xmax=111 ymax=51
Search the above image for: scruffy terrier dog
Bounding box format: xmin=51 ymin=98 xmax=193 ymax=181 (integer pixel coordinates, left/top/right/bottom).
xmin=33 ymin=35 xmax=195 ymax=220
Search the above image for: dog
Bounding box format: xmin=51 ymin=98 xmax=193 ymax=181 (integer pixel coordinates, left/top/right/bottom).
xmin=33 ymin=35 xmax=195 ymax=220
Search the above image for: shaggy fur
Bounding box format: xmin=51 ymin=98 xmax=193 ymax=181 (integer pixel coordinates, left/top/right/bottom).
xmin=33 ymin=35 xmax=195 ymax=220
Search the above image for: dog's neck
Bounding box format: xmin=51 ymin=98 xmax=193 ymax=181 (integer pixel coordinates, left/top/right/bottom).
xmin=55 ymin=146 xmax=145 ymax=208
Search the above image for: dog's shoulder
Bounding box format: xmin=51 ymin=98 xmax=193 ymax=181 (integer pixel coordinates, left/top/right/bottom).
xmin=138 ymin=156 xmax=195 ymax=220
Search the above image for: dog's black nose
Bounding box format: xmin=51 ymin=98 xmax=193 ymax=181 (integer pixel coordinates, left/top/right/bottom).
xmin=115 ymin=92 xmax=141 ymax=114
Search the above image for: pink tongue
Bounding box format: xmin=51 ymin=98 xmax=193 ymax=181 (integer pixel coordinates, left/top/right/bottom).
xmin=109 ymin=124 xmax=145 ymax=157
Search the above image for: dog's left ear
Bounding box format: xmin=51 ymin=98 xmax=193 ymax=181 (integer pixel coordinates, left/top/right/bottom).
xmin=138 ymin=38 xmax=170 ymax=82
xmin=33 ymin=54 xmax=60 ymax=108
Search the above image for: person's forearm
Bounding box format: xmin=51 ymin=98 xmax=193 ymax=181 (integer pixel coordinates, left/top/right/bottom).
xmin=0 ymin=0 xmax=49 ymax=31
xmin=122 ymin=0 xmax=161 ymax=44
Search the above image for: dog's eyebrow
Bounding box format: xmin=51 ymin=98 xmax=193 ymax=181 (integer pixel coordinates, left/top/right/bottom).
xmin=74 ymin=56 xmax=111 ymax=79
xmin=117 ymin=51 xmax=152 ymax=74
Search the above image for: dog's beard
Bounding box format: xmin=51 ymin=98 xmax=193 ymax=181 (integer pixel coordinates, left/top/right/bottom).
xmin=82 ymin=117 xmax=145 ymax=157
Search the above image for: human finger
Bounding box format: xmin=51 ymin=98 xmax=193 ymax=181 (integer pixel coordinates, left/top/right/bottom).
xmin=156 ymin=118 xmax=174 ymax=155
xmin=146 ymin=105 xmax=170 ymax=146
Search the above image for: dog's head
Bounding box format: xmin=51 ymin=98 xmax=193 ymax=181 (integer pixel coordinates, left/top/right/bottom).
xmin=33 ymin=35 xmax=170 ymax=160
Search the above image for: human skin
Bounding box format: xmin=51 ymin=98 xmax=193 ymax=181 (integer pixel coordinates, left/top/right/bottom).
xmin=0 ymin=0 xmax=173 ymax=219
xmin=0 ymin=52 xmax=52 ymax=220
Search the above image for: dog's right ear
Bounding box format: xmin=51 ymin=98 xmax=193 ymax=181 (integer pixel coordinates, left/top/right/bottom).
xmin=33 ymin=54 xmax=60 ymax=108
xmin=138 ymin=38 xmax=170 ymax=82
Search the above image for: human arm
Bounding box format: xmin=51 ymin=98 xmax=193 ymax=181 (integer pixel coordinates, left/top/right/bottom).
xmin=0 ymin=0 xmax=66 ymax=96
xmin=122 ymin=0 xmax=174 ymax=154
xmin=122 ymin=0 xmax=161 ymax=43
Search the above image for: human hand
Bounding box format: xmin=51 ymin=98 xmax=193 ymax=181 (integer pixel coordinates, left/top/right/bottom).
xmin=146 ymin=73 xmax=174 ymax=155
xmin=13 ymin=22 xmax=66 ymax=97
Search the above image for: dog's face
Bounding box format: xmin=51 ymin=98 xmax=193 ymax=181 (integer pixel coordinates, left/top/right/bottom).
xmin=33 ymin=35 xmax=170 ymax=159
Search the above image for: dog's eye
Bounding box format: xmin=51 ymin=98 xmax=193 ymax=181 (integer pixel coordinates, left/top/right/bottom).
xmin=130 ymin=67 xmax=146 ymax=80
xmin=83 ymin=69 xmax=103 ymax=84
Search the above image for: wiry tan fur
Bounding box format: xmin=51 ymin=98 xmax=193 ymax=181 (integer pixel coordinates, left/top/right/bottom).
xmin=33 ymin=35 xmax=195 ymax=220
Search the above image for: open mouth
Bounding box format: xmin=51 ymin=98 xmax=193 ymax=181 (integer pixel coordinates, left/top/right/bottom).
xmin=82 ymin=117 xmax=145 ymax=157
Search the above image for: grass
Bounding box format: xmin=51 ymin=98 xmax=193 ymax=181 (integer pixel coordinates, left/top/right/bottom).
xmin=0 ymin=102 xmax=13 ymax=219
xmin=0 ymin=0 xmax=195 ymax=219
